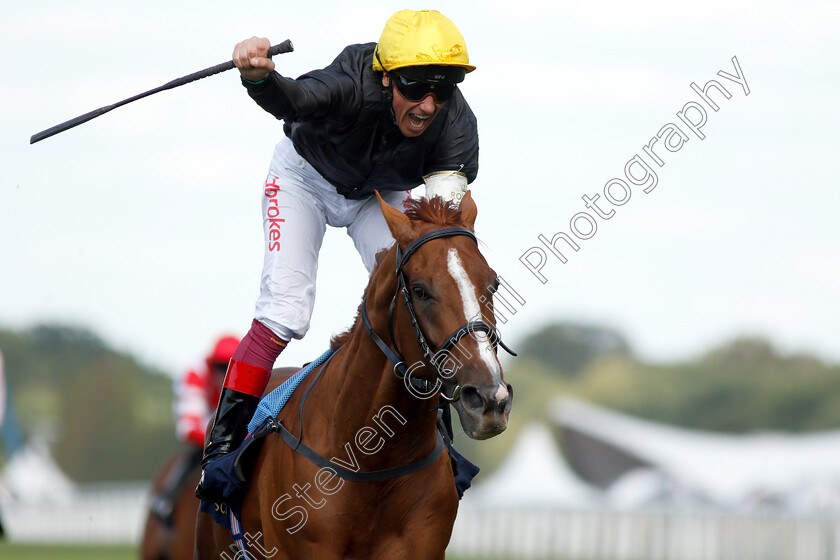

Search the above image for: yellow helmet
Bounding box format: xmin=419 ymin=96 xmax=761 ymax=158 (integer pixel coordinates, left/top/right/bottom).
xmin=372 ymin=10 xmax=475 ymax=83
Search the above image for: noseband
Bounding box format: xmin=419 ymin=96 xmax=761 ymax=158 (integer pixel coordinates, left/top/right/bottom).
xmin=362 ymin=227 xmax=516 ymax=402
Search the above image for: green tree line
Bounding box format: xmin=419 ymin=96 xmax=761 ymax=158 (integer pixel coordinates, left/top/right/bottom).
xmin=0 ymin=325 xmax=178 ymax=482
xmin=452 ymin=322 xmax=840 ymax=473
xmin=1 ymin=322 xmax=838 ymax=482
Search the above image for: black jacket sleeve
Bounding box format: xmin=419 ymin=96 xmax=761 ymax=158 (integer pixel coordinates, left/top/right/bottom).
xmin=242 ymin=66 xmax=361 ymax=123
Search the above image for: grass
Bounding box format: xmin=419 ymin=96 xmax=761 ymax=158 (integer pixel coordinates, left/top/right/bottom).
xmin=0 ymin=543 xmax=139 ymax=560
xmin=0 ymin=542 xmax=501 ymax=559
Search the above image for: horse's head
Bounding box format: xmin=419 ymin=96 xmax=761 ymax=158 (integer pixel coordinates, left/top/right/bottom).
xmin=377 ymin=191 xmax=513 ymax=440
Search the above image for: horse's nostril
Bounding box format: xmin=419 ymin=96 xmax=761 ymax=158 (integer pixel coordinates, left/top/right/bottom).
xmin=460 ymin=386 xmax=484 ymax=410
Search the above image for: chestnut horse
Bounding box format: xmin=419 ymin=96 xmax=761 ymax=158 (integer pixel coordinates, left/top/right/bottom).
xmin=141 ymin=449 xmax=202 ymax=560
xmin=195 ymin=192 xmax=513 ymax=559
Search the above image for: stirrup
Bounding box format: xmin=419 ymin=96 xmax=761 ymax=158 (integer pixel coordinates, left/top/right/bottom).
xmin=150 ymin=495 xmax=174 ymax=525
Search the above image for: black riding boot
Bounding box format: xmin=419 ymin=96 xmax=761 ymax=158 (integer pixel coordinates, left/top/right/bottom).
xmin=194 ymin=386 xmax=261 ymax=502
xmin=150 ymin=446 xmax=202 ymax=525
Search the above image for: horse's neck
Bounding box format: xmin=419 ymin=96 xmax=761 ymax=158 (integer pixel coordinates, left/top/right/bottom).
xmin=333 ymin=340 xmax=433 ymax=435
xmin=325 ymin=255 xmax=439 ymax=463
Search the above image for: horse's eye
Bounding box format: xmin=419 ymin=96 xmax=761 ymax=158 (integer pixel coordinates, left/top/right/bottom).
xmin=411 ymin=285 xmax=428 ymax=301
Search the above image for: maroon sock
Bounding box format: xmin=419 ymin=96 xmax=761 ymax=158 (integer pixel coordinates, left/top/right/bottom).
xmin=231 ymin=319 xmax=288 ymax=371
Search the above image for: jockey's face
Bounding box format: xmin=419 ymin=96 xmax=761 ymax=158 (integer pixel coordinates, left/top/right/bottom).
xmin=209 ymin=361 xmax=227 ymax=383
xmin=383 ymin=74 xmax=445 ymax=138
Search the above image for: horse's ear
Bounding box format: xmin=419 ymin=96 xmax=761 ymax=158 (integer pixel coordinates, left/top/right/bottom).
xmin=376 ymin=191 xmax=415 ymax=244
xmin=459 ymin=190 xmax=477 ymax=231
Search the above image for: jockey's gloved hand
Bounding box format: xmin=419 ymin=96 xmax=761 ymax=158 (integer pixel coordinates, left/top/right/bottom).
xmin=423 ymin=171 xmax=468 ymax=207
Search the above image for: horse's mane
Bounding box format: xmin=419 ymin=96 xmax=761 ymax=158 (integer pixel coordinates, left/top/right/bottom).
xmin=403 ymin=195 xmax=464 ymax=227
xmin=329 ymin=196 xmax=464 ymax=351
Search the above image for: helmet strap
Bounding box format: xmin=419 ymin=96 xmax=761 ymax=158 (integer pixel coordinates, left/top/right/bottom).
xmin=374 ymin=48 xmax=396 ymax=122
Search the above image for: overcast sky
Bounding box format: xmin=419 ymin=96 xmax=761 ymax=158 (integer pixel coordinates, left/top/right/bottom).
xmin=2 ymin=1 xmax=838 ymax=377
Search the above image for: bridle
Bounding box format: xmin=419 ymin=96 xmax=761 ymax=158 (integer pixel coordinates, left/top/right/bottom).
xmin=362 ymin=227 xmax=516 ymax=402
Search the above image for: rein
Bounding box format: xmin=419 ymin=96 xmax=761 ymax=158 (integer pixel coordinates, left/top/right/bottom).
xmin=362 ymin=227 xmax=515 ymax=402
xmin=266 ymin=346 xmax=446 ymax=481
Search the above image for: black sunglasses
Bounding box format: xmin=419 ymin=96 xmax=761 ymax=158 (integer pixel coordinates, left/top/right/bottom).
xmin=391 ymin=73 xmax=456 ymax=103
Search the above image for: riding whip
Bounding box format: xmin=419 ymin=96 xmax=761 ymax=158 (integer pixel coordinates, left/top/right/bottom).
xmin=30 ymin=39 xmax=294 ymax=144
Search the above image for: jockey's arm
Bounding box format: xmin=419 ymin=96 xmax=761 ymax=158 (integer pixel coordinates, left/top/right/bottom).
xmin=234 ymin=38 xmax=357 ymax=123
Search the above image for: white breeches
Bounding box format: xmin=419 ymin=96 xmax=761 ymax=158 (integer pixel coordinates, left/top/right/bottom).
xmin=254 ymin=137 xmax=411 ymax=342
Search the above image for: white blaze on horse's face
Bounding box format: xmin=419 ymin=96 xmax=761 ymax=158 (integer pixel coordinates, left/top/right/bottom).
xmin=446 ymin=248 xmax=510 ymax=403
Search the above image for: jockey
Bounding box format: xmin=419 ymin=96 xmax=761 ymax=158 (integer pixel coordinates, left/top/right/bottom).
xmin=175 ymin=335 xmax=240 ymax=449
xmin=196 ymin=9 xmax=479 ymax=502
xmin=151 ymin=335 xmax=239 ymax=522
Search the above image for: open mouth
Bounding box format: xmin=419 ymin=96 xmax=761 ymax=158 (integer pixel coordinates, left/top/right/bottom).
xmin=408 ymin=112 xmax=430 ymax=129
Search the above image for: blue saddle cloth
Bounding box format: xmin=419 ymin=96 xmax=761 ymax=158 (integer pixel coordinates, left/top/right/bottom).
xmin=196 ymin=428 xmax=263 ymax=529
xmin=198 ymin=350 xmax=333 ymax=528
xmin=198 ymin=349 xmax=478 ymax=530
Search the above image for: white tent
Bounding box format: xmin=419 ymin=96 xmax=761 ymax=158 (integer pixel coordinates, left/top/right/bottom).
xmin=1 ymin=349 xmax=76 ymax=504
xmin=466 ymin=422 xmax=601 ymax=508
xmin=1 ymin=436 xmax=77 ymax=504
xmin=551 ymin=397 xmax=840 ymax=514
